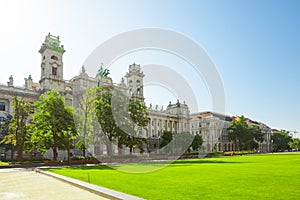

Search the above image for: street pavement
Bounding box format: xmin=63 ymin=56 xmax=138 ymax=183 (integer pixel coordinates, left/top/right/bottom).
xmin=0 ymin=168 xmax=109 ymax=200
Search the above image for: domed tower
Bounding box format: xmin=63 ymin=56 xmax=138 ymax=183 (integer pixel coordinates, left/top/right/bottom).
xmin=38 ymin=33 xmax=66 ymax=92
xmin=125 ymin=63 xmax=145 ymax=101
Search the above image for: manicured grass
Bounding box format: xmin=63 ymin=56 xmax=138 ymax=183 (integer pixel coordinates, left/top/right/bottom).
xmin=48 ymin=153 xmax=300 ymax=200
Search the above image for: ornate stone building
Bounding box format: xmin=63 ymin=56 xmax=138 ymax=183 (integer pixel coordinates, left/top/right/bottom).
xmin=0 ymin=33 xmax=272 ymax=159
xmin=190 ymin=112 xmax=272 ymax=152
xmin=0 ymin=34 xmax=190 ymax=158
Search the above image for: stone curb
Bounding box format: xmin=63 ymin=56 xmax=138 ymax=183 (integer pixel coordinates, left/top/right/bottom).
xmin=35 ymin=168 xmax=144 ymax=200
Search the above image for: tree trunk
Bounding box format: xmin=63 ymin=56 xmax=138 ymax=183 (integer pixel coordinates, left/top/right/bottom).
xmin=67 ymin=138 xmax=71 ymax=164
xmin=105 ymin=135 xmax=113 ymax=156
xmin=117 ymin=139 xmax=124 ymax=155
xmin=107 ymin=142 xmax=113 ymax=156
xmin=10 ymin=143 xmax=14 ymax=161
xmin=17 ymin=146 xmax=23 ymax=162
xmin=83 ymin=149 xmax=86 ymax=157
xmin=53 ymin=148 xmax=58 ymax=161
xmin=83 ymin=113 xmax=88 ymax=157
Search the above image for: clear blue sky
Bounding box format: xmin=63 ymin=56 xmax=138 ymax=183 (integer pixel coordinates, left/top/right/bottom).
xmin=0 ymin=0 xmax=299 ymax=135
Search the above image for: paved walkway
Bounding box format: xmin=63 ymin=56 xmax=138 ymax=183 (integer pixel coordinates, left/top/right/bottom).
xmin=0 ymin=168 xmax=109 ymax=200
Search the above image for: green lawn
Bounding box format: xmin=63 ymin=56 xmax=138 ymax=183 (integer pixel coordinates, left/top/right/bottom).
xmin=48 ymin=153 xmax=300 ymax=200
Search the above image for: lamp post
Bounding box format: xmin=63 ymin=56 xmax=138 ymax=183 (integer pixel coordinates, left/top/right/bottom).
xmin=271 ymin=139 xmax=273 ymax=153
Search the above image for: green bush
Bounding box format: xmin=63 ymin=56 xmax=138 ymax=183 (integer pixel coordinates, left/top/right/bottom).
xmin=71 ymin=156 xmax=97 ymax=161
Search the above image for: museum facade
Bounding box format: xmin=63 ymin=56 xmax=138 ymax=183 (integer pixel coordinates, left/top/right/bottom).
xmin=0 ymin=34 xmax=272 ymax=159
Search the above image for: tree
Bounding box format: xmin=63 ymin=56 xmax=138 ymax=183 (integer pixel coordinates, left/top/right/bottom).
xmin=173 ymin=132 xmax=194 ymax=155
xmin=290 ymin=138 xmax=300 ymax=151
xmin=95 ymin=88 xmax=148 ymax=155
xmin=249 ymin=125 xmax=264 ymax=150
xmin=0 ymin=113 xmax=12 ymax=160
xmin=251 ymin=125 xmax=264 ymax=143
xmin=271 ymin=130 xmax=292 ymax=152
xmin=228 ymin=116 xmax=252 ymax=150
xmin=160 ymin=131 xmax=173 ymax=148
xmin=228 ymin=116 xmax=264 ymax=151
xmin=1 ymin=97 xmax=32 ymax=161
xmin=125 ymin=98 xmax=148 ymax=154
xmin=30 ymin=90 xmax=77 ymax=161
xmin=159 ymin=131 xmax=195 ymax=155
xmin=190 ymin=134 xmax=203 ymax=152
xmin=95 ymin=90 xmax=119 ymax=155
xmin=75 ymin=86 xmax=100 ymax=156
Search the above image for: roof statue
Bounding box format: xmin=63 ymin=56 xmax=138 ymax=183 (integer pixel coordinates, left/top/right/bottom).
xmin=97 ymin=63 xmax=110 ymax=86
xmin=7 ymin=75 xmax=14 ymax=86
xmin=28 ymin=74 xmax=33 ymax=81
xmin=81 ymin=65 xmax=86 ymax=73
xmin=96 ymin=63 xmax=110 ymax=77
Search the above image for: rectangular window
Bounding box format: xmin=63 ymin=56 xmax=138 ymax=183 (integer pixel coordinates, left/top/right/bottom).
xmin=0 ymin=102 xmax=5 ymax=111
xmin=52 ymin=67 xmax=57 ymax=76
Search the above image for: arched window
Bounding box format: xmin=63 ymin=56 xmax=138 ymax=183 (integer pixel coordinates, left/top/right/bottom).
xmin=136 ymin=80 xmax=140 ymax=83
xmin=51 ymin=55 xmax=58 ymax=61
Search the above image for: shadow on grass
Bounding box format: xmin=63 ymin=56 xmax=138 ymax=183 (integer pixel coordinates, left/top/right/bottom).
xmin=46 ymin=159 xmax=246 ymax=171
xmin=171 ymin=159 xmax=245 ymax=165
xmin=45 ymin=165 xmax=115 ymax=171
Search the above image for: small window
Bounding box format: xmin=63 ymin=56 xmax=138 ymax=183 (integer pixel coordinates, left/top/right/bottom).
xmin=52 ymin=67 xmax=57 ymax=76
xmin=136 ymin=80 xmax=140 ymax=83
xmin=0 ymin=102 xmax=5 ymax=111
xmin=51 ymin=55 xmax=58 ymax=61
